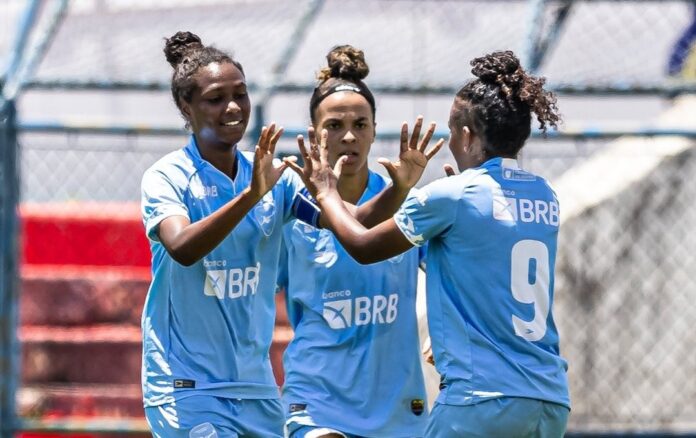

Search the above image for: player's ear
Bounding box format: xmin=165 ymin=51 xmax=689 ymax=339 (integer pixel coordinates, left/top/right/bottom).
xmin=179 ymin=99 xmax=192 ymax=123
xmin=461 ymin=126 xmax=473 ymax=153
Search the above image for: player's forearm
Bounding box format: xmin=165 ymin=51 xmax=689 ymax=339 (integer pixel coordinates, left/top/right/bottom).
xmin=317 ymin=192 xmax=379 ymax=263
xmin=316 ymin=184 xmax=407 ymax=229
xmin=354 ymin=182 xmax=409 ymax=228
xmin=166 ymin=188 xmax=262 ymax=266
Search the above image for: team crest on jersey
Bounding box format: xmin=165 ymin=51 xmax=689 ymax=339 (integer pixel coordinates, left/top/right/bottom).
xmin=314 ymin=231 xmax=338 ymax=267
xmin=252 ymin=193 xmax=276 ymax=236
xmin=411 ymin=399 xmax=425 ymax=416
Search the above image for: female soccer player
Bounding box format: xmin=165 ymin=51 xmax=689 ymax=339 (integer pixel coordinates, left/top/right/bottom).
xmin=140 ymin=31 xmax=299 ymax=438
xmin=141 ymin=32 xmax=440 ymax=437
xmin=279 ymin=45 xmax=443 ymax=438
xmin=290 ymin=50 xmax=571 ymax=437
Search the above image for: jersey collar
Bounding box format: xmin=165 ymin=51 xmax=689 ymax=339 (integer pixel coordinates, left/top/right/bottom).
xmin=480 ymin=156 xmax=520 ymax=170
xmin=183 ymin=134 xmax=231 ymax=170
xmin=183 ymin=134 xmax=251 ymax=190
xmin=356 ymin=171 xmax=385 ymax=206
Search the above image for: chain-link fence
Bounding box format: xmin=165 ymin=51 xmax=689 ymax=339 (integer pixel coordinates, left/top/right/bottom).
xmin=3 ymin=0 xmax=696 ymax=435
xmin=554 ymin=134 xmax=696 ymax=431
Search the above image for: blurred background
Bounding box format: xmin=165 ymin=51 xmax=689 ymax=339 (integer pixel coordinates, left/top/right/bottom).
xmin=1 ymin=0 xmax=695 ymax=436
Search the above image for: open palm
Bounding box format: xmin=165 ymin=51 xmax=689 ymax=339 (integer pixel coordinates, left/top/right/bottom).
xmin=379 ymin=116 xmax=444 ymax=191
xmin=250 ymin=123 xmax=290 ymax=197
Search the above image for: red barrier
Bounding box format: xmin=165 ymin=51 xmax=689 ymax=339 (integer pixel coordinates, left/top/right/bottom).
xmin=20 ymin=202 xmax=151 ymax=268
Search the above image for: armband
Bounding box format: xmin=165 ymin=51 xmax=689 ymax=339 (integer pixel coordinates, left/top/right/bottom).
xmin=291 ymin=188 xmax=321 ymax=228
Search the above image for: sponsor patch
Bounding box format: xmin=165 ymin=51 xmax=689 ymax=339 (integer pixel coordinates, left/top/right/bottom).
xmin=173 ymin=379 xmax=196 ymax=389
xmin=503 ymin=168 xmax=536 ymax=181
xmin=289 ymin=403 xmax=307 ymax=413
xmin=323 ymin=299 xmax=352 ymax=329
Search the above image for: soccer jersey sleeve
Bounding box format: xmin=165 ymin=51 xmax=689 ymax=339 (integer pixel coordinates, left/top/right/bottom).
xmin=141 ymin=168 xmax=189 ymax=242
xmin=394 ymin=178 xmax=459 ymax=247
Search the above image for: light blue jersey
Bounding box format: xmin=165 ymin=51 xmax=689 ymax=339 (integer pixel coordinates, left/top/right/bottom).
xmin=140 ymin=135 xmax=302 ymax=407
xmin=279 ymin=171 xmax=428 ymax=437
xmin=394 ymin=157 xmax=569 ymax=409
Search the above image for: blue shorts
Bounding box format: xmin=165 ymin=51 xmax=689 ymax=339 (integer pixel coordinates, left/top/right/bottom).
xmin=284 ymin=410 xmax=361 ymax=438
xmin=425 ymin=397 xmax=569 ymax=438
xmin=145 ymin=395 xmax=284 ymax=438
xmin=286 ymin=425 xmax=357 ymax=438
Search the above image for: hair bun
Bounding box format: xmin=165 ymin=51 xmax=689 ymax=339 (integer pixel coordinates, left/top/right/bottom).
xmin=317 ymin=45 xmax=369 ymax=82
xmin=164 ymin=31 xmax=204 ymax=68
xmin=470 ymin=50 xmax=522 ymax=87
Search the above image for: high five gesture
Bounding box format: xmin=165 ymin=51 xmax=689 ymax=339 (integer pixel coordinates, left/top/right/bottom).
xmin=249 ymin=123 xmax=293 ymax=198
xmin=378 ymin=116 xmax=444 ymax=191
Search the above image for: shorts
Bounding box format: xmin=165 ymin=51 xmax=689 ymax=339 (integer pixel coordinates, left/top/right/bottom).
xmin=284 ymin=409 xmax=361 ymax=438
xmin=145 ymin=395 xmax=284 ymax=438
xmin=287 ymin=425 xmax=358 ymax=438
xmin=284 ymin=403 xmax=423 ymax=438
xmin=424 ymin=397 xmax=569 ymax=438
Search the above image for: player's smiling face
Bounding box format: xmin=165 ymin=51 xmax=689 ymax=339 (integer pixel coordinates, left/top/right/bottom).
xmin=182 ymin=62 xmax=250 ymax=149
xmin=314 ymin=91 xmax=375 ymax=178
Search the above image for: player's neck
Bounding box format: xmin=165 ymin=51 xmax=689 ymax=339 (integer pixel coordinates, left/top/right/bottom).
xmin=338 ymin=171 xmax=368 ymax=205
xmin=199 ymin=143 xmax=238 ymax=180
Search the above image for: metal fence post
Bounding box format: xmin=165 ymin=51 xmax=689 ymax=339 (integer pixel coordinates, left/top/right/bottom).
xmin=0 ymin=98 xmax=20 ymax=438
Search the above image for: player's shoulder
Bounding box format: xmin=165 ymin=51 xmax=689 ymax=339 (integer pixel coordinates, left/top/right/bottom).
xmin=418 ymin=167 xmax=486 ymax=199
xmin=536 ymin=174 xmax=558 ymax=200
xmin=509 ymin=168 xmax=558 ymax=202
xmin=147 ymin=147 xmax=195 ymax=174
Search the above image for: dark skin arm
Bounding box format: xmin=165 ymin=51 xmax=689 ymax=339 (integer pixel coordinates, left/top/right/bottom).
xmin=286 ymin=117 xmax=444 ymax=228
xmin=156 ymin=124 xmax=292 ymax=266
xmin=286 ymin=127 xmax=423 ymax=264
xmin=315 ymin=191 xmax=415 ymax=264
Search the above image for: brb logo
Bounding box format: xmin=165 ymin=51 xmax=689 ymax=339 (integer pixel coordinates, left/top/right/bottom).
xmin=203 ymin=261 xmax=260 ymax=299
xmin=322 ymin=292 xmax=399 ymax=329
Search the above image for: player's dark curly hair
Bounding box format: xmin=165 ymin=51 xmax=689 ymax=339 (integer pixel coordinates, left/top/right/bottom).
xmin=453 ymin=50 xmax=560 ymax=157
xmin=163 ymin=31 xmax=244 ymax=122
xmin=309 ymin=45 xmax=376 ymax=123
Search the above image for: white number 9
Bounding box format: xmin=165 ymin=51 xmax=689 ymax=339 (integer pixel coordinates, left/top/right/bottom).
xmin=510 ymin=239 xmax=550 ymax=342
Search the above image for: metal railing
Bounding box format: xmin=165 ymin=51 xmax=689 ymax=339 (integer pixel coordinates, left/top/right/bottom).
xmin=2 ymin=0 xmax=696 ymax=435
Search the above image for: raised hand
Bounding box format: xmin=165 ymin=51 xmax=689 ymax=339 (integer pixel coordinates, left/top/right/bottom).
xmin=249 ymin=123 xmax=292 ymax=198
xmin=377 ymin=116 xmax=444 ymax=192
xmin=443 ymin=163 xmax=457 ymax=177
xmin=284 ymin=127 xmax=341 ymax=201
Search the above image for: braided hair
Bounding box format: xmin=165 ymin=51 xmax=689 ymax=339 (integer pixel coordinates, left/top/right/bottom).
xmin=453 ymin=50 xmax=560 ymax=157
